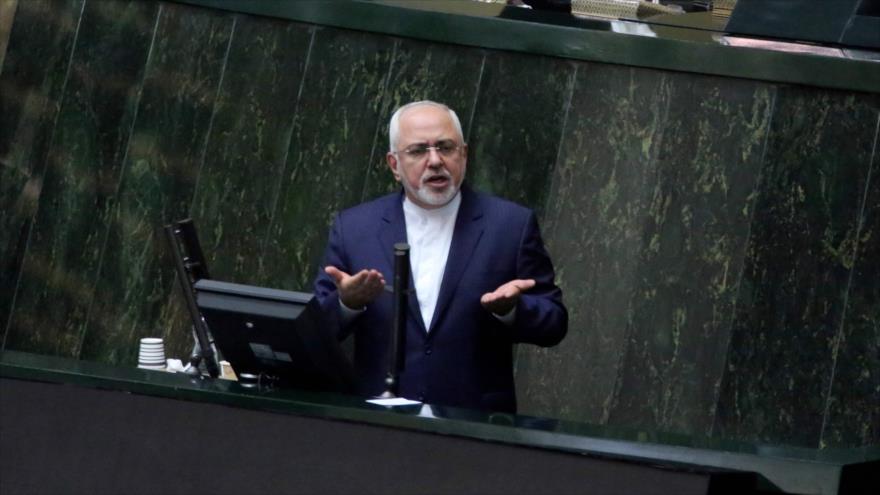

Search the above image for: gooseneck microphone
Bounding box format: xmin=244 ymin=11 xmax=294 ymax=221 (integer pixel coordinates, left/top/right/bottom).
xmin=380 ymin=242 xmax=410 ymax=398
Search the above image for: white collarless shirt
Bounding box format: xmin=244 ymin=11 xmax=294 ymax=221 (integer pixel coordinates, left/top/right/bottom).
xmin=403 ymin=192 xmax=461 ymax=331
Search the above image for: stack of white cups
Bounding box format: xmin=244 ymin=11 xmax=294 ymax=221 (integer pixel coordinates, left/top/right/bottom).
xmin=138 ymin=337 xmax=166 ymax=370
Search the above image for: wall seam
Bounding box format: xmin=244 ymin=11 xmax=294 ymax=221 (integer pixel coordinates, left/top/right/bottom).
xmin=604 ymin=69 xmax=674 ymax=426
xmin=541 ymin=62 xmax=577 ymax=232
xmin=708 ymin=84 xmax=779 ymax=438
xmin=464 ymin=52 xmax=486 ymax=145
xmin=74 ymin=2 xmax=164 ymax=359
xmin=818 ymin=108 xmax=880 ymax=448
xmin=359 ymin=37 xmax=399 ymax=204
xmin=260 ymin=25 xmax=318 ymax=260
xmin=187 ymin=14 xmax=237 ymax=216
xmin=514 ymin=61 xmax=577 ymax=377
xmin=2 ymin=0 xmax=86 ymax=350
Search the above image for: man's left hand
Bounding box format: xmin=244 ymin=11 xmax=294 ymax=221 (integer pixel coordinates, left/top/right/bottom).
xmin=481 ymin=279 xmax=535 ymax=316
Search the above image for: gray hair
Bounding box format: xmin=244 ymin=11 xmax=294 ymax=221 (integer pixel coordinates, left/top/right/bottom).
xmin=388 ymin=100 xmax=464 ymax=152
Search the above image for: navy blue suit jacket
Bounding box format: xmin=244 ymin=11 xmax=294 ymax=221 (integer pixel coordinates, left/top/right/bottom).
xmin=314 ymin=185 xmax=567 ymax=412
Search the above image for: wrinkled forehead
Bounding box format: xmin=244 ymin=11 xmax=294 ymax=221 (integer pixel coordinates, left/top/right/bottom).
xmin=398 ymin=105 xmax=462 ymax=142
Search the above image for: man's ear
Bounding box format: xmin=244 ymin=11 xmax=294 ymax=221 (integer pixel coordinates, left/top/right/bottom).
xmin=386 ymin=152 xmax=401 ymax=182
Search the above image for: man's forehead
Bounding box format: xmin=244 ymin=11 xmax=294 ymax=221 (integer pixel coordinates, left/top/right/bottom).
xmin=399 ymin=104 xmax=451 ymax=125
xmin=398 ymin=106 xmax=457 ymax=138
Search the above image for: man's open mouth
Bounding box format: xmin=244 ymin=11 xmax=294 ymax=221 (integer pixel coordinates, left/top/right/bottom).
xmin=424 ymin=175 xmax=450 ymax=187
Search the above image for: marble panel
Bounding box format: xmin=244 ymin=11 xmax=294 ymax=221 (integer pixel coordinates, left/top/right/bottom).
xmin=78 ymin=3 xmax=233 ymax=365
xmin=360 ymin=37 xmax=484 ymax=201
xmin=3 ymin=0 xmax=157 ymax=357
xmin=466 ymin=50 xmax=575 ymax=212
xmin=466 ymin=50 xmax=574 ymax=417
xmin=714 ymin=88 xmax=878 ymax=448
xmin=821 ymin=106 xmax=880 ymax=448
xmin=0 ymin=0 xmax=82 ymax=346
xmin=187 ymin=16 xmax=311 ymax=287
xmin=516 ymin=63 xmax=668 ymax=422
xmin=609 ymin=75 xmax=773 ymax=436
xmin=261 ymin=27 xmax=395 ymax=292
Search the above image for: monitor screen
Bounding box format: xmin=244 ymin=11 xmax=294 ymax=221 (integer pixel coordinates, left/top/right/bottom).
xmin=194 ymin=279 xmax=356 ymax=394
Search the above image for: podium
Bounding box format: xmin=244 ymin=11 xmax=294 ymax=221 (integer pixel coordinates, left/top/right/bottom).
xmin=2 ymin=351 xmax=876 ymax=494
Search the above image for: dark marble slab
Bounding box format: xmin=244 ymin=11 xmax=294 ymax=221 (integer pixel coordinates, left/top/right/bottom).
xmin=608 ymin=75 xmax=773 ymax=437
xmin=466 ymin=50 xmax=575 ymax=213
xmin=187 ymin=15 xmax=311 ymax=289
xmin=0 ymin=0 xmax=83 ymax=347
xmin=359 ymin=37 xmax=485 ymax=201
xmin=821 ymin=105 xmax=880 ymax=448
xmin=3 ymin=0 xmax=157 ymax=357
xmin=260 ymin=27 xmax=395 ymax=292
xmin=77 ymin=3 xmax=233 ymax=365
xmin=515 ymin=63 xmax=668 ymax=423
xmin=714 ymin=88 xmax=879 ymax=448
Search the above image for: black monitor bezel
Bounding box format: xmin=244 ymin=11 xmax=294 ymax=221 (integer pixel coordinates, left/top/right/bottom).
xmin=194 ymin=279 xmax=356 ymax=394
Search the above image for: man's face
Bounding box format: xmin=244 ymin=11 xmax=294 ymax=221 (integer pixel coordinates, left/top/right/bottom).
xmin=386 ymin=105 xmax=467 ymax=209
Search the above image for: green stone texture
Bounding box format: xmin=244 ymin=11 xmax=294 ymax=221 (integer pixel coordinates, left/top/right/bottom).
xmin=260 ymin=27 xmax=396 ymax=292
xmin=713 ymin=88 xmax=880 ymax=447
xmin=467 ymin=50 xmax=575 ymax=213
xmin=188 ymin=16 xmax=312 ymax=287
xmin=0 ymin=0 xmax=83 ymax=347
xmin=78 ymin=3 xmax=233 ymax=365
xmin=607 ymin=74 xmax=773 ymax=436
xmin=3 ymin=0 xmax=157 ymax=357
xmin=516 ymin=63 xmax=670 ymax=423
xmin=1 ymin=0 xmax=877 ymax=449
xmin=821 ymin=111 xmax=880 ymax=447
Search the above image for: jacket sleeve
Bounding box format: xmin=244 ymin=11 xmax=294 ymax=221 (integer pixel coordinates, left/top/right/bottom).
xmin=508 ymin=211 xmax=568 ymax=347
xmin=313 ymin=213 xmax=351 ymax=340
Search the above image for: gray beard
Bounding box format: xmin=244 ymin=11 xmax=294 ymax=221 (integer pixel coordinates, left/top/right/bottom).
xmin=402 ymin=171 xmax=465 ymax=208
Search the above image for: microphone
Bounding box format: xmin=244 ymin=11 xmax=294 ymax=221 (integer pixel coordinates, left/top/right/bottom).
xmin=380 ymin=242 xmax=410 ymax=398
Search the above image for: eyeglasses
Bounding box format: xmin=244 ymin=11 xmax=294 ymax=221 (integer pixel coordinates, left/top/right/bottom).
xmin=395 ymin=140 xmax=462 ymax=160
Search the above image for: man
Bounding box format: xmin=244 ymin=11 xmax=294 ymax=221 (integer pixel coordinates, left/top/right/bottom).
xmin=314 ymin=101 xmax=566 ymax=412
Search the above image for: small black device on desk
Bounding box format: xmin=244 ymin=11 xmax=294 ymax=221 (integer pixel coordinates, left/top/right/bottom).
xmin=194 ymin=279 xmax=356 ymax=393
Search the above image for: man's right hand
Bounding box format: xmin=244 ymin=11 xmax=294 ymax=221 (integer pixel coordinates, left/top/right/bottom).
xmin=324 ymin=266 xmax=386 ymax=309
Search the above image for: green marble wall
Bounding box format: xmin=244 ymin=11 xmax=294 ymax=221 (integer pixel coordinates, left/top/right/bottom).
xmin=1 ymin=0 xmax=877 ymax=449
xmin=712 ymin=89 xmax=880 ymax=448
xmin=1 ymin=0 xmax=82 ymax=351
xmin=3 ymin=0 xmax=156 ymax=357
xmin=79 ymin=2 xmax=233 ymax=364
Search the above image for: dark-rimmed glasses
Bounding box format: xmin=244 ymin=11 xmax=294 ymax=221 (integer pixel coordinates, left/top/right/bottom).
xmin=394 ymin=140 xmax=462 ymax=160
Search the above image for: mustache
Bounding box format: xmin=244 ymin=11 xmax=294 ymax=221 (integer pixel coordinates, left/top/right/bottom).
xmin=420 ymin=169 xmax=451 ymax=184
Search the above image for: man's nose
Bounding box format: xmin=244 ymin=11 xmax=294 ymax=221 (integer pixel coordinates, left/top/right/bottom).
xmin=426 ymin=147 xmax=443 ymax=167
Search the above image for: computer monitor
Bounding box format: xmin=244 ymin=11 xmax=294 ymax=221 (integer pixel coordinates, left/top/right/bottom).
xmin=194 ymin=279 xmax=356 ymax=394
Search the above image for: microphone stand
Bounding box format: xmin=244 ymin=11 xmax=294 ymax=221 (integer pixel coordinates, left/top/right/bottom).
xmin=379 ymin=243 xmax=409 ymax=398
xmin=164 ymin=221 xmax=220 ymax=379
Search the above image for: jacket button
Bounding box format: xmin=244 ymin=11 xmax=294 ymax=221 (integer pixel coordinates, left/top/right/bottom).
xmin=424 ymin=347 xmax=432 ymax=355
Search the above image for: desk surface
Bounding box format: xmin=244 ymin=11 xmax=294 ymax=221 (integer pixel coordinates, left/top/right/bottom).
xmin=1 ymin=350 xmax=876 ymax=494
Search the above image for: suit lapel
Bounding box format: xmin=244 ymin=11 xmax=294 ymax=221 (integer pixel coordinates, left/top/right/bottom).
xmin=378 ymin=191 xmax=427 ymax=333
xmin=428 ymin=186 xmax=484 ymax=335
